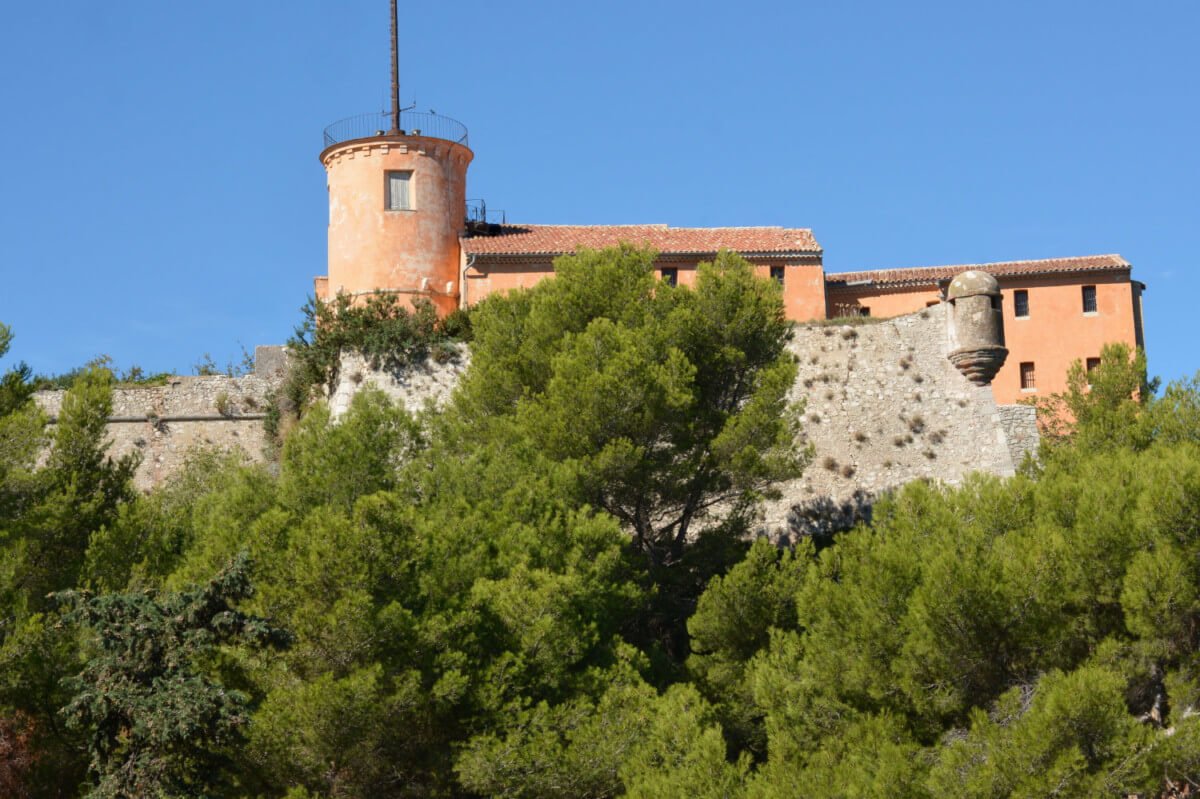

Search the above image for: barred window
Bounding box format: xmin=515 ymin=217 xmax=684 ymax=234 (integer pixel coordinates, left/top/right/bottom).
xmin=1082 ymin=285 xmax=1098 ymax=314
xmin=1014 ymin=290 xmax=1029 ymax=318
xmin=1020 ymin=362 xmax=1036 ymax=390
xmin=770 ymin=266 xmax=785 ymax=285
xmin=660 ymin=267 xmax=678 ymax=287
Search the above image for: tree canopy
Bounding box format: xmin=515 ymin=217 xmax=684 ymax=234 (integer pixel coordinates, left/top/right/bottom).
xmin=0 ymin=258 xmax=1198 ymax=797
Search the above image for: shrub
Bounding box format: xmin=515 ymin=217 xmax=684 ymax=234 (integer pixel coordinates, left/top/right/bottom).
xmin=273 ymin=294 xmax=474 ymax=442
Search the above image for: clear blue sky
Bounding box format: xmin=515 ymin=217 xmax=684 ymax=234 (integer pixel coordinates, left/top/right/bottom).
xmin=1 ymin=0 xmax=1196 ymax=385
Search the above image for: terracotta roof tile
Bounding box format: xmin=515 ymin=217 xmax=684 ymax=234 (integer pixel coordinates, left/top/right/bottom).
xmin=826 ymin=254 xmax=1130 ymax=289
xmin=461 ymin=224 xmax=822 ymax=256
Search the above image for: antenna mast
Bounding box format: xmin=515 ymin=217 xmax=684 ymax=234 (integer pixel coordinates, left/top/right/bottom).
xmin=389 ymin=0 xmax=400 ymax=133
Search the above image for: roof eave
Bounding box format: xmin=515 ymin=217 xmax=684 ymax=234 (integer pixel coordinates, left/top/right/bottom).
xmin=827 ymin=263 xmax=1132 ymax=290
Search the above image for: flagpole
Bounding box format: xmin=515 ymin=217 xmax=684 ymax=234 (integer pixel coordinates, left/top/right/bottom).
xmin=389 ymin=0 xmax=400 ymax=133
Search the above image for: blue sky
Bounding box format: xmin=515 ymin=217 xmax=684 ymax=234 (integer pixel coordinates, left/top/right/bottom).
xmin=1 ymin=0 xmax=1196 ymax=385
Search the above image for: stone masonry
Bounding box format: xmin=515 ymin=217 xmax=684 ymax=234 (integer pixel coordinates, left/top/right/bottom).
xmin=33 ymin=348 xmax=286 ymax=492
xmin=760 ymin=303 xmax=1036 ymax=539
xmin=329 ymin=346 xmax=470 ymax=419
xmin=332 ymin=303 xmax=1039 ymax=541
xmin=30 ymin=309 xmax=1038 ymax=521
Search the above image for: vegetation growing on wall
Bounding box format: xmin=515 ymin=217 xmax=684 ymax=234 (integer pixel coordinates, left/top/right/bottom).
xmin=1 ymin=251 xmax=1199 ymax=797
xmin=270 ymin=293 xmax=473 ymax=443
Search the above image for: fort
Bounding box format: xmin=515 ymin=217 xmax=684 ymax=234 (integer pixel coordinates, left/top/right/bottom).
xmin=32 ymin=289 xmax=1040 ymax=542
xmin=314 ymin=113 xmax=1143 ymax=407
xmin=33 ymin=7 xmax=1144 ymax=535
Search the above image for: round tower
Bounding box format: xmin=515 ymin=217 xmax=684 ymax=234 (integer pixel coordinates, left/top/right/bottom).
xmin=946 ymin=269 xmax=1008 ymax=385
xmin=319 ymin=114 xmax=472 ymax=315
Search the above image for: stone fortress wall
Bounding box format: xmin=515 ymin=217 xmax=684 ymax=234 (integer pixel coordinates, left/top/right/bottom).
xmin=328 ymin=347 xmax=470 ymax=418
xmin=334 ymin=300 xmax=1038 ymax=539
xmin=33 ymin=304 xmax=1039 ymax=534
xmin=761 ymin=303 xmax=1035 ymax=538
xmin=34 ymin=347 xmax=288 ymax=492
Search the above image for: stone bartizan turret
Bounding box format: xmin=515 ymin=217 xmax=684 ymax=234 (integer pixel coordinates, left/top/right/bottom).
xmin=946 ymin=270 xmax=1008 ymax=385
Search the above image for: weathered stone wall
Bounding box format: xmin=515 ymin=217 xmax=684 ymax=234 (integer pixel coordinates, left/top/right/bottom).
xmin=997 ymin=403 xmax=1039 ymax=469
xmin=33 ymin=348 xmax=286 ymax=492
xmin=328 ymin=304 xmax=1039 ymax=540
xmin=760 ymin=304 xmax=1035 ymax=539
xmin=329 ymin=347 xmax=469 ymax=418
xmin=28 ymin=311 xmax=1040 ymax=517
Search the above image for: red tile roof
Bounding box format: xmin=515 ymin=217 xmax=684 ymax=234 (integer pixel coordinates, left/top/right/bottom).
xmin=461 ymin=224 xmax=822 ymax=256
xmin=826 ymin=254 xmax=1130 ymax=289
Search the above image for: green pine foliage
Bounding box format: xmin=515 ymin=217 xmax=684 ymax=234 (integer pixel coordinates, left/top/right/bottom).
xmin=2 ymin=260 xmax=1200 ymax=798
xmin=56 ymin=553 xmax=288 ymax=798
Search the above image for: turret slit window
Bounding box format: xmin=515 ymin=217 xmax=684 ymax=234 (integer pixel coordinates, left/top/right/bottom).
xmin=1020 ymin=362 xmax=1036 ymax=391
xmin=1082 ymin=285 xmax=1098 ymax=314
xmin=660 ymin=267 xmax=678 ymax=286
xmin=1014 ymin=290 xmax=1029 ymax=318
xmin=386 ymin=171 xmax=412 ymax=211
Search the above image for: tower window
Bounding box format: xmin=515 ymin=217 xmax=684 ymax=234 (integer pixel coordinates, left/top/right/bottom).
xmin=770 ymin=266 xmax=785 ymax=285
xmin=386 ymin=171 xmax=412 ymax=211
xmin=660 ymin=267 xmax=678 ymax=286
xmin=1082 ymin=285 xmax=1098 ymax=314
xmin=1020 ymin=362 xmax=1036 ymax=391
xmin=1013 ymin=290 xmax=1029 ymax=318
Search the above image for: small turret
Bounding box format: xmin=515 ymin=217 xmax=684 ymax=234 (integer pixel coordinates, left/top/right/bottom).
xmin=946 ymin=270 xmax=1008 ymax=385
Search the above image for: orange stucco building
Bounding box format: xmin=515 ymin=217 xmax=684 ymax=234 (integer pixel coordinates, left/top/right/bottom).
xmin=314 ymin=114 xmax=1146 ymax=405
xmin=825 ymin=255 xmax=1146 ymax=404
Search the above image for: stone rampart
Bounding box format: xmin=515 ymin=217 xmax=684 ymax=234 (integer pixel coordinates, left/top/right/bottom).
xmin=760 ymin=304 xmax=1036 ymax=539
xmin=997 ymin=403 xmax=1039 ymax=468
xmin=28 ymin=311 xmax=1040 ymax=518
xmin=329 ymin=347 xmax=469 ymax=418
xmin=33 ymin=349 xmax=285 ymax=492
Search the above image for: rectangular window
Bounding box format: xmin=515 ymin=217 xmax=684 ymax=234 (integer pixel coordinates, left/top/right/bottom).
xmin=859 ymin=306 xmax=871 ymax=317
xmin=1086 ymin=357 xmax=1101 ymax=373
xmin=1020 ymin=362 xmax=1036 ymax=390
xmin=1082 ymin=285 xmax=1098 ymax=314
xmin=770 ymin=265 xmax=785 ymax=285
xmin=660 ymin=267 xmax=678 ymax=287
xmin=1014 ymin=290 xmax=1029 ymax=318
xmin=386 ymin=171 xmax=412 ymax=211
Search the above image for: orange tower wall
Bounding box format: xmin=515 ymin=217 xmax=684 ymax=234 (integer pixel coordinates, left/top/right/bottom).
xmin=321 ymin=135 xmax=473 ymax=315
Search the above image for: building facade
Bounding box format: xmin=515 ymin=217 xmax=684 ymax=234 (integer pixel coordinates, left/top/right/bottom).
xmin=314 ymin=115 xmax=1146 ymax=404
